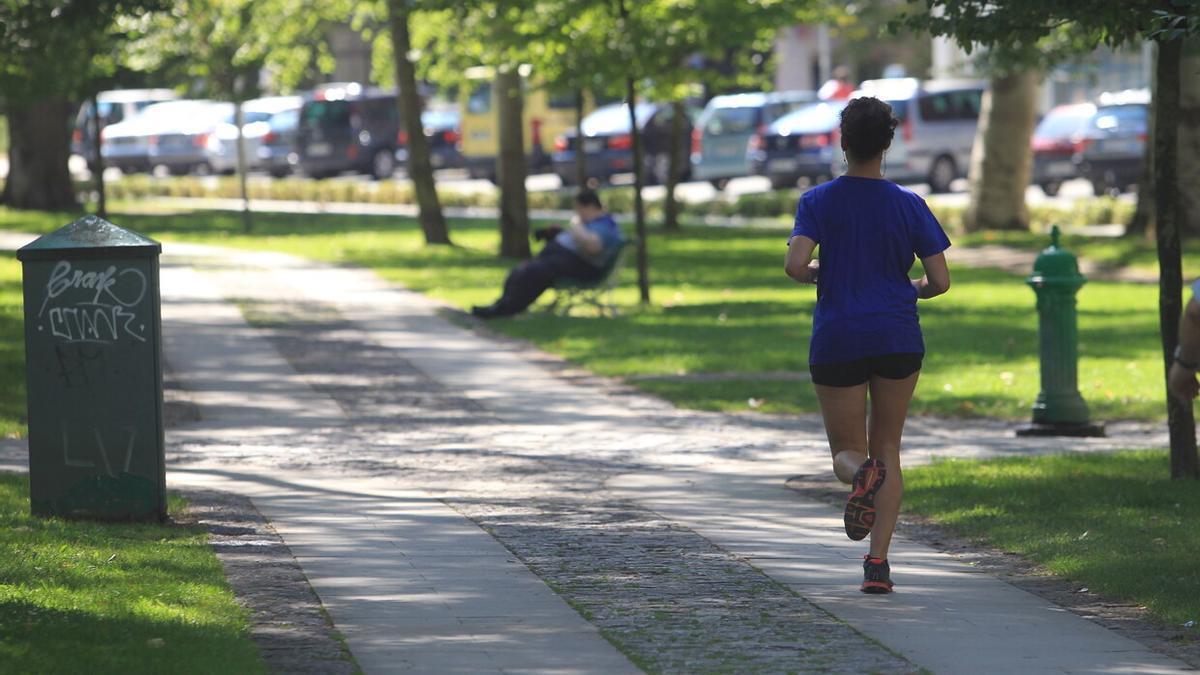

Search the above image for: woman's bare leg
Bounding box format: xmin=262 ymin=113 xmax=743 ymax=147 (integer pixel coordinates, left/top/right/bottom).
xmin=865 ymin=371 xmax=920 ymax=559
xmin=814 ymin=383 xmax=869 ymax=484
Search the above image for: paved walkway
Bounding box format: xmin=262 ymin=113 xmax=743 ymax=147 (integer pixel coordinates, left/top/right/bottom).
xmin=0 ymin=230 xmax=1188 ymax=673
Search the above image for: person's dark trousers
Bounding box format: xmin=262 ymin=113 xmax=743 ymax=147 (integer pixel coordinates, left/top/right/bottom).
xmin=492 ymin=241 xmax=602 ymax=315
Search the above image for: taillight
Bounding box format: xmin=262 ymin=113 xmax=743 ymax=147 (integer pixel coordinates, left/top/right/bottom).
xmin=1072 ymin=138 xmax=1093 ymax=154
xmin=73 ymin=129 xmax=82 ymax=144
xmin=1137 ymin=132 xmax=1148 ymax=142
xmin=347 ymin=145 xmax=359 ymax=159
xmin=397 ymin=129 xmax=409 ymax=146
xmin=442 ymin=129 xmax=459 ymax=145
xmin=691 ymin=128 xmax=702 ymax=156
xmin=262 ymin=131 xmax=278 ymax=144
xmin=554 ymin=135 xmax=568 ymax=152
xmin=800 ymin=133 xmax=830 ymax=149
xmin=608 ymin=133 xmax=632 ymax=151
xmin=902 ymin=118 xmax=913 ymax=142
xmin=147 ymin=135 xmax=159 ymax=147
xmin=192 ymin=133 xmax=208 ymax=148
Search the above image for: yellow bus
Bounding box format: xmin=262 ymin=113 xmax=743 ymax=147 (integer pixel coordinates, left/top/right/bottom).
xmin=458 ymin=65 xmax=598 ymax=182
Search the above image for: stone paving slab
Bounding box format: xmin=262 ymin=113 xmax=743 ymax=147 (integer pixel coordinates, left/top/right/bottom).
xmin=608 ymin=470 xmax=1194 ymax=674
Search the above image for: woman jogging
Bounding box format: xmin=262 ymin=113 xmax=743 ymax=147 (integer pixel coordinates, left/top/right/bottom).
xmin=784 ymin=96 xmax=951 ymax=594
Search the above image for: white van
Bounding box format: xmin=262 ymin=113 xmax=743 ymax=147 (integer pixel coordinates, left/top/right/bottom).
xmin=836 ymin=78 xmax=985 ymax=193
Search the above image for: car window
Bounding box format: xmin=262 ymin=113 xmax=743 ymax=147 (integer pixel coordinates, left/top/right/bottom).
xmin=268 ymin=109 xmax=298 ymax=131
xmin=771 ymin=101 xmax=847 ymax=133
xmin=885 ymin=99 xmax=909 ymax=122
xmin=919 ymin=90 xmax=981 ymax=121
xmin=467 ymin=83 xmax=492 ymax=115
xmin=1092 ymin=105 xmax=1147 ymax=134
xmin=580 ymin=103 xmax=656 ymax=135
xmin=705 ymin=106 xmax=758 ymax=135
xmin=301 ymin=100 xmax=351 ymax=131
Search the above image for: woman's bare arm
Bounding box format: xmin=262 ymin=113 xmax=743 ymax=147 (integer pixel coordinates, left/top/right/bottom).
xmin=912 ymin=252 xmax=950 ymax=299
xmin=785 ymin=235 xmax=819 ymax=284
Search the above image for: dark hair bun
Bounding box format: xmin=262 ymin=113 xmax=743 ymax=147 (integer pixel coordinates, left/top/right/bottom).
xmin=839 ymin=97 xmax=898 ymax=162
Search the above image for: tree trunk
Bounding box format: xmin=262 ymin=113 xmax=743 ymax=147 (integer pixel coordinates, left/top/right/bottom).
xmin=89 ymin=92 xmax=106 ymax=219
xmin=575 ymin=89 xmax=587 ymax=188
xmin=1153 ymin=37 xmax=1199 ymax=480
xmin=625 ymin=80 xmax=650 ymax=304
xmin=964 ymin=72 xmax=1038 ymax=231
xmin=388 ymin=0 xmax=451 ymax=245
xmin=496 ymin=67 xmax=530 ymax=259
xmin=0 ymin=99 xmax=77 ymax=210
xmin=663 ymin=100 xmax=685 ymax=232
xmin=235 ymin=101 xmax=252 ymax=233
xmin=1177 ymin=38 xmax=1200 ymax=234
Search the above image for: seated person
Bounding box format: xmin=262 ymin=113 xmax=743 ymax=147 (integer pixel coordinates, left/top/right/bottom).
xmin=472 ymin=189 xmax=624 ymax=319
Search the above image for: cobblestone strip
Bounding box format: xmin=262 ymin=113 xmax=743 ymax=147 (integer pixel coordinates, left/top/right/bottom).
xmin=452 ymin=498 xmax=916 ymax=674
xmin=179 ymin=489 xmax=359 ymax=674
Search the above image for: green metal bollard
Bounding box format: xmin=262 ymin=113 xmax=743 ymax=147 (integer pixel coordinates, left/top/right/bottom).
xmin=1016 ymin=225 xmax=1105 ymax=437
xmin=16 ymin=216 xmax=167 ymax=520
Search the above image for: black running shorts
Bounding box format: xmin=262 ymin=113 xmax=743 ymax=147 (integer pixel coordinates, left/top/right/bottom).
xmin=809 ymin=353 xmax=924 ymax=388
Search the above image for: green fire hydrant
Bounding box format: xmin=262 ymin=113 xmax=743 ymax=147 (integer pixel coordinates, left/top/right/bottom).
xmin=1017 ymin=226 xmax=1105 ymax=437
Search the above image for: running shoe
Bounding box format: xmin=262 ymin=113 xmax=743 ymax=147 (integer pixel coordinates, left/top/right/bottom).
xmin=861 ymin=555 xmax=894 ymax=594
xmin=844 ymin=458 xmax=886 ymax=541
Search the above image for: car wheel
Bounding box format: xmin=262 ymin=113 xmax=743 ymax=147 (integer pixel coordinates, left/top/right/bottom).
xmin=928 ymin=156 xmax=956 ymax=193
xmin=1040 ymin=181 xmax=1061 ymax=197
xmin=371 ymin=149 xmax=396 ymax=180
xmin=709 ymin=178 xmax=729 ymax=191
xmin=191 ymin=162 xmax=213 ymax=177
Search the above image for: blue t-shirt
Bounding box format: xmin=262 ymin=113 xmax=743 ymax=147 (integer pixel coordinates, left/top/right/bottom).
xmin=558 ymin=214 xmax=625 ymax=267
xmin=790 ymin=176 xmax=951 ymax=365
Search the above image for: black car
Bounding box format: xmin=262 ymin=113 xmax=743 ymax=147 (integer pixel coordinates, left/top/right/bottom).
xmin=551 ymin=102 xmax=694 ymax=185
xmin=1076 ymin=98 xmax=1148 ymax=196
xmin=297 ymin=84 xmax=401 ymax=180
xmin=396 ymin=109 xmax=463 ymax=171
xmin=750 ymin=100 xmax=846 ymax=190
xmin=1030 ymin=103 xmax=1097 ymax=196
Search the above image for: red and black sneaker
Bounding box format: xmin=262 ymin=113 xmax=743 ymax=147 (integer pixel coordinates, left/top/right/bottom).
xmin=861 ymin=555 xmax=894 ymax=594
xmin=844 ymin=458 xmax=886 ymax=541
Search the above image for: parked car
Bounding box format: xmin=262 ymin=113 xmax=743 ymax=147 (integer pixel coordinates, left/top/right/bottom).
xmin=297 ymin=83 xmax=401 ymax=180
xmin=835 ymin=78 xmax=985 ymax=193
xmin=690 ymin=90 xmax=817 ymax=189
xmin=207 ymin=96 xmax=302 ymax=175
xmin=395 ymin=108 xmax=463 ymax=170
xmin=749 ymin=100 xmax=847 ymax=190
xmin=1075 ymin=90 xmax=1149 ymax=196
xmin=1030 ymin=103 xmax=1097 ymax=196
xmin=256 ymin=107 xmax=301 ymax=177
xmin=100 ymin=100 xmax=233 ymax=175
xmin=550 ymin=102 xmax=694 ymax=185
xmin=73 ymin=89 xmax=177 ymax=162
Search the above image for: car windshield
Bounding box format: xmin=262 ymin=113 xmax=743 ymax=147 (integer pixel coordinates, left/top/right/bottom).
xmin=771 ymin=101 xmax=847 ymax=134
xmin=581 ymin=103 xmax=657 ymax=135
xmin=268 ymin=109 xmax=298 ymax=131
xmin=301 ymin=100 xmax=352 ymax=130
xmin=1091 ymin=104 xmax=1147 ymax=134
xmin=1034 ymin=106 xmax=1096 ymax=138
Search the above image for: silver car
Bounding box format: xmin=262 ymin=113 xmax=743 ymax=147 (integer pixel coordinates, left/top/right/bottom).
xmin=101 ymin=100 xmax=233 ymax=175
xmin=836 ymin=78 xmax=985 ymax=193
xmin=207 ymin=96 xmax=302 ymax=174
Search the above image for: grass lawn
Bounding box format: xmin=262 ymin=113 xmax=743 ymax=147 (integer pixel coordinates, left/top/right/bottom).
xmin=904 ymin=450 xmax=1200 ymax=629
xmin=0 ymin=205 xmax=1174 ymax=434
xmin=0 ymin=472 xmax=265 ymax=673
xmin=0 ymin=255 xmax=23 ymax=438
